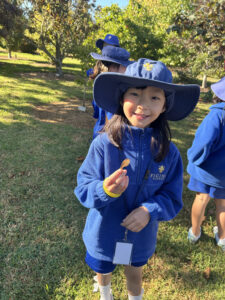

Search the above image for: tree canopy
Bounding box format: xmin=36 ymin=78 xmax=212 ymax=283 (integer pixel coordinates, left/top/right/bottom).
xmin=0 ymin=0 xmax=25 ymax=57
xmin=26 ymin=0 xmax=96 ymax=76
xmin=1 ymin=0 xmax=224 ymax=81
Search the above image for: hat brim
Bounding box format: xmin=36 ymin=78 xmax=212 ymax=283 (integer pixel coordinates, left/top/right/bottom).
xmin=211 ymin=77 xmax=225 ymax=101
xmin=94 ymin=73 xmax=200 ymax=121
xmin=90 ymin=52 xmax=132 ymax=67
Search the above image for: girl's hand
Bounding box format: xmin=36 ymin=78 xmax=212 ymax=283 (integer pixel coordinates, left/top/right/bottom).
xmin=121 ymin=206 xmax=150 ymax=232
xmin=104 ymin=169 xmax=129 ymax=196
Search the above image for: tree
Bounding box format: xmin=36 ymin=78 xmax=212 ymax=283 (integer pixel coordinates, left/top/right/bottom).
xmin=0 ymin=0 xmax=25 ymax=58
xmin=27 ymin=0 xmax=96 ymax=76
xmin=83 ymin=0 xmax=163 ymax=65
xmin=172 ymin=0 xmax=225 ymax=82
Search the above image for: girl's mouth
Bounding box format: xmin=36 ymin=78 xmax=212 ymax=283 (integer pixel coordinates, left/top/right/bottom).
xmin=134 ymin=113 xmax=149 ymax=120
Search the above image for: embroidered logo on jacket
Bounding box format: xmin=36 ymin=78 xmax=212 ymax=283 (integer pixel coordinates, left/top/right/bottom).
xmin=159 ymin=165 xmax=165 ymax=173
xmin=150 ymin=165 xmax=166 ymax=180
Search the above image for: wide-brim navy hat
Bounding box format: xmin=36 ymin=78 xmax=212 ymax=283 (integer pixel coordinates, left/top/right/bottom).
xmin=94 ymin=58 xmax=200 ymax=121
xmin=90 ymin=45 xmax=133 ymax=67
xmin=211 ymin=76 xmax=225 ymax=101
xmin=96 ymin=34 xmax=120 ymax=50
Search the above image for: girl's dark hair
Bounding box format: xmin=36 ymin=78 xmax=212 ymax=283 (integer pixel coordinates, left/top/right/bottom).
xmin=103 ymin=89 xmax=171 ymax=162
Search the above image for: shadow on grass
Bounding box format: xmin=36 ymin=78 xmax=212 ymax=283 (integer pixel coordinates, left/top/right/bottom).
xmin=0 ymin=119 xmax=93 ymax=299
xmin=0 ymin=60 xmax=82 ymax=78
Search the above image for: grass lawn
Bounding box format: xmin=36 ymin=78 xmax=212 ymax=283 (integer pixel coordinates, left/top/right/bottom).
xmin=0 ymin=50 xmax=224 ymax=300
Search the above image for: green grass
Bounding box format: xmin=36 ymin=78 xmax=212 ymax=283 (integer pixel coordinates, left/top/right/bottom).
xmin=0 ymin=50 xmax=225 ymax=300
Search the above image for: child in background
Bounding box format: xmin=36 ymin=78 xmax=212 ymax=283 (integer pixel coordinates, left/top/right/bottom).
xmin=96 ymin=33 xmax=120 ymax=50
xmin=86 ymin=63 xmax=108 ymax=128
xmin=75 ymin=58 xmax=200 ymax=300
xmin=87 ymin=34 xmax=120 ymax=139
xmin=187 ymin=77 xmax=225 ymax=251
xmin=90 ymin=45 xmax=133 ymax=139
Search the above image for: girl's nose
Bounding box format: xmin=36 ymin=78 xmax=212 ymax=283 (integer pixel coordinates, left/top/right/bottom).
xmin=138 ymin=92 xmax=150 ymax=108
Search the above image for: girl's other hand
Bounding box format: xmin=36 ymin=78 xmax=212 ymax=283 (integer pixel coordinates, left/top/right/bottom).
xmin=121 ymin=206 xmax=150 ymax=232
xmin=104 ymin=169 xmax=129 ymax=195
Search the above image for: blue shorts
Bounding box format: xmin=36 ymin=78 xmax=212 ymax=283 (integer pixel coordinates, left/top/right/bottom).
xmin=188 ymin=177 xmax=225 ymax=198
xmin=85 ymin=252 xmax=147 ymax=274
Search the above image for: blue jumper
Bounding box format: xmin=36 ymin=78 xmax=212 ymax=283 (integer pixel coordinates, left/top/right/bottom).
xmin=187 ymin=103 xmax=225 ymax=188
xmin=92 ymin=99 xmax=113 ymax=139
xmin=75 ymin=126 xmax=183 ymax=263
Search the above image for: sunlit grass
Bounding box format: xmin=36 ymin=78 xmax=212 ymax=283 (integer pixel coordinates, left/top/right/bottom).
xmin=0 ymin=51 xmax=224 ymax=300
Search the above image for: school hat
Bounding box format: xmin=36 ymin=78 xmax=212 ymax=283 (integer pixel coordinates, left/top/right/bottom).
xmin=211 ymin=76 xmax=225 ymax=101
xmin=96 ymin=34 xmax=120 ymax=50
xmin=93 ymin=58 xmax=200 ymax=121
xmin=90 ymin=45 xmax=133 ymax=67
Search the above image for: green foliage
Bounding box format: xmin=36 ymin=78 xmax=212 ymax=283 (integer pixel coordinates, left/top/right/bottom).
xmin=171 ymin=0 xmax=225 ymax=77
xmin=0 ymin=0 xmax=26 ymax=55
xmin=19 ymin=36 xmax=38 ymax=54
xmin=26 ymin=0 xmax=96 ymax=76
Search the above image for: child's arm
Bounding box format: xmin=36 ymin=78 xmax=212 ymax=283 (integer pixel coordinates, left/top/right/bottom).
xmin=121 ymin=147 xmax=183 ymax=232
xmin=75 ymin=137 xmax=129 ymax=209
xmin=140 ymin=149 xmax=183 ymax=223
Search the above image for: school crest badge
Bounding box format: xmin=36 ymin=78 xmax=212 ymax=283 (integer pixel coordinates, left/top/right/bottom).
xmin=143 ymin=62 xmax=153 ymax=71
xmin=159 ymin=165 xmax=165 ymax=173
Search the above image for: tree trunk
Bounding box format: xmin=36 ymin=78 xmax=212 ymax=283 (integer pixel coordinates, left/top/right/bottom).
xmin=56 ymin=60 xmax=63 ymax=77
xmin=8 ymin=49 xmax=12 ymax=59
xmin=55 ymin=38 xmax=64 ymax=77
xmin=202 ymin=74 xmax=207 ymax=88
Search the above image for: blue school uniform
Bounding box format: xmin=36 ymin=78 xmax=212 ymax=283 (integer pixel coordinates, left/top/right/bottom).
xmin=75 ymin=126 xmax=183 ymax=264
xmin=187 ymin=103 xmax=225 ymax=189
xmin=92 ymin=99 xmax=113 ymax=139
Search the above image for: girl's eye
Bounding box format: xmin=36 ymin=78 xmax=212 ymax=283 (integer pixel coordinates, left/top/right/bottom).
xmin=152 ymin=96 xmax=160 ymax=100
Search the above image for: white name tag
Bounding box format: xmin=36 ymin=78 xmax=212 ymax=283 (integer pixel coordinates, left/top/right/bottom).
xmin=113 ymin=241 xmax=133 ymax=265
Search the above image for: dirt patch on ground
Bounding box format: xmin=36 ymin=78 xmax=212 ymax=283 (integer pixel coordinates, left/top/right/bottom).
xmin=32 ymin=97 xmax=95 ymax=129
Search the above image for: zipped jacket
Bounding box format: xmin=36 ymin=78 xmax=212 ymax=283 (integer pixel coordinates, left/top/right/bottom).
xmin=75 ymin=126 xmax=183 ymax=262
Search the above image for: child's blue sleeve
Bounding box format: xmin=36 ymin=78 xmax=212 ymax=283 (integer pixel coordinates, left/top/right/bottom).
xmin=74 ymin=138 xmax=118 ymax=209
xmin=141 ymin=149 xmax=183 ymax=222
xmin=86 ymin=68 xmax=93 ymax=77
xmin=92 ymin=99 xmax=99 ymax=119
xmin=187 ymin=111 xmax=220 ymax=166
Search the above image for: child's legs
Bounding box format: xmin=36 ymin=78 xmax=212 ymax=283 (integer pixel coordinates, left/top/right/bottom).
xmin=96 ymin=272 xmax=112 ymax=286
xmin=215 ymin=198 xmax=225 ymax=239
xmin=191 ymin=192 xmax=210 ymax=236
xmin=124 ymin=265 xmax=143 ymax=296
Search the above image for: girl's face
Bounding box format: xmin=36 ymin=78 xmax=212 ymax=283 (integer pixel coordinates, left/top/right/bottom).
xmin=123 ymin=86 xmax=166 ymax=128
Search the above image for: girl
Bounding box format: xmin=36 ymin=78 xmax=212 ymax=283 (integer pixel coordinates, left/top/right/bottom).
xmin=90 ymin=45 xmax=133 ymax=139
xmin=187 ymin=76 xmax=225 ymax=251
xmin=96 ymin=33 xmax=120 ymax=50
xmin=75 ymin=58 xmax=200 ymax=300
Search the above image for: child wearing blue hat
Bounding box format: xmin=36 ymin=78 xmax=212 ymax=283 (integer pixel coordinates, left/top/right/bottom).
xmin=187 ymin=76 xmax=225 ymax=251
xmin=75 ymin=58 xmax=200 ymax=300
xmin=96 ymin=34 xmax=120 ymax=50
xmin=90 ymin=45 xmax=133 ymax=139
